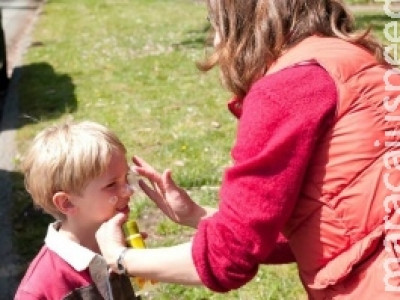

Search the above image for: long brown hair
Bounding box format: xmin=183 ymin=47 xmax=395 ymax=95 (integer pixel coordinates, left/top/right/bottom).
xmin=199 ymin=0 xmax=384 ymax=98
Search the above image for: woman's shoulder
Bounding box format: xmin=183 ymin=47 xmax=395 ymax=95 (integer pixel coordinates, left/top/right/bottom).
xmin=246 ymin=63 xmax=337 ymax=110
xmin=254 ymin=62 xmax=334 ymax=93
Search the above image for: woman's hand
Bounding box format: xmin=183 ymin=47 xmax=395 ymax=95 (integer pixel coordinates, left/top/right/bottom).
xmin=95 ymin=212 xmax=128 ymax=271
xmin=132 ymin=155 xmax=214 ymax=228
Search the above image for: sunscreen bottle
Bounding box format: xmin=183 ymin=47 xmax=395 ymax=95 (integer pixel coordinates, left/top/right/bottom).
xmin=123 ymin=220 xmax=157 ymax=295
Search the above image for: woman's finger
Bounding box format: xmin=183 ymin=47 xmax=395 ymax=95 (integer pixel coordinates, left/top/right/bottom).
xmin=135 ymin=166 xmax=167 ymax=196
xmin=139 ymin=179 xmax=161 ymax=199
xmin=163 ymin=169 xmax=178 ymax=192
xmin=111 ymin=211 xmax=129 ymax=226
xmin=132 ymin=155 xmax=157 ymax=172
xmin=134 ymin=166 xmax=159 ymax=180
xmin=139 ymin=179 xmax=167 ymax=208
xmin=96 ymin=212 xmax=128 ymax=245
xmin=131 ymin=155 xmax=144 ymax=167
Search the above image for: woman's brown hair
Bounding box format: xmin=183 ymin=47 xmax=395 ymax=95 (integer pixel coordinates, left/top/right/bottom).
xmin=199 ymin=0 xmax=384 ymax=98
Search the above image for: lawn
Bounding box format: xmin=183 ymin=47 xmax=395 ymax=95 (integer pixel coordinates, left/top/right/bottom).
xmin=11 ymin=0 xmax=393 ymax=299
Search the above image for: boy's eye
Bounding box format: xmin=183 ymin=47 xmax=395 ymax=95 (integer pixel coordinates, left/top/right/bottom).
xmin=106 ymin=182 xmax=116 ymax=188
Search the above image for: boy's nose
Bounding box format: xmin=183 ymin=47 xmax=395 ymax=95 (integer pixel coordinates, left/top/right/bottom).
xmin=120 ymin=183 xmax=134 ymax=197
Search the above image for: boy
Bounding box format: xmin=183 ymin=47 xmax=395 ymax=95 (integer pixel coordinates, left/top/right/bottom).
xmin=14 ymin=121 xmax=140 ymax=300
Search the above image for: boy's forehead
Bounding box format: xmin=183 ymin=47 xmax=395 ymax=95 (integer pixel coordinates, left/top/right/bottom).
xmin=80 ymin=149 xmax=127 ymax=184
xmin=103 ymin=151 xmax=129 ymax=175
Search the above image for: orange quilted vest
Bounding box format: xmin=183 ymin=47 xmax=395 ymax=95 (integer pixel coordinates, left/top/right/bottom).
xmin=267 ymin=36 xmax=400 ymax=299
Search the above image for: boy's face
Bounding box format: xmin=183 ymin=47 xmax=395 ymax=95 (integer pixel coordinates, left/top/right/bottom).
xmin=69 ymin=150 xmax=133 ymax=227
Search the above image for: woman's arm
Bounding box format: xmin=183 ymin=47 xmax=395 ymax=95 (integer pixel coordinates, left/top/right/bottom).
xmin=123 ymin=243 xmax=201 ymax=284
xmin=96 ymin=213 xmax=201 ymax=284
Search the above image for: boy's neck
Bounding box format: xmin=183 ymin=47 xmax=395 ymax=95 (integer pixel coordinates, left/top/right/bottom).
xmin=58 ymin=221 xmax=101 ymax=254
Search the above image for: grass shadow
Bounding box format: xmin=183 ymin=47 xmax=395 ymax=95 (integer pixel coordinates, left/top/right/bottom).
xmin=10 ymin=169 xmax=53 ymax=283
xmin=16 ymin=62 xmax=77 ymax=129
xmin=0 ymin=168 xmax=53 ymax=296
xmin=174 ymin=23 xmax=213 ymax=49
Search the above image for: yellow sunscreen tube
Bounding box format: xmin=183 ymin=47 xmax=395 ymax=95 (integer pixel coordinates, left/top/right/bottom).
xmin=124 ymin=220 xmax=146 ymax=248
xmin=123 ymin=220 xmax=157 ymax=295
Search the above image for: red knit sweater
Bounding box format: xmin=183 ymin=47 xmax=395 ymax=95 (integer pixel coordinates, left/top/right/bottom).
xmin=192 ymin=63 xmax=337 ymax=292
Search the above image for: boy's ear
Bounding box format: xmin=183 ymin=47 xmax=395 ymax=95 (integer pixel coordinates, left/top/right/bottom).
xmin=53 ymin=192 xmax=76 ymax=215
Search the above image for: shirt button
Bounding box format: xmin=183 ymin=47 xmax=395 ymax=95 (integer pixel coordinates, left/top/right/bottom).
xmin=95 ymin=273 xmax=102 ymax=281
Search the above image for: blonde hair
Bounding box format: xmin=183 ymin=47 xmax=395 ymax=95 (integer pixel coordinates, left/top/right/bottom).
xmin=21 ymin=121 xmax=126 ymax=220
xmin=199 ymin=0 xmax=385 ymax=98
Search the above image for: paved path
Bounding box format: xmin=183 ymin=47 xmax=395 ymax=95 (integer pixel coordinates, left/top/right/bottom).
xmin=1 ymin=0 xmax=44 ymax=73
xmin=0 ymin=1 xmax=44 ymax=298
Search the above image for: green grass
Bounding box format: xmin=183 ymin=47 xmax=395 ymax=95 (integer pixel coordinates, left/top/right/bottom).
xmin=11 ymin=0 xmax=392 ymax=299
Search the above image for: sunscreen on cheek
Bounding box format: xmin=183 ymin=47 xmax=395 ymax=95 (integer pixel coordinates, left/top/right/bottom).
xmin=108 ymin=196 xmax=118 ymax=204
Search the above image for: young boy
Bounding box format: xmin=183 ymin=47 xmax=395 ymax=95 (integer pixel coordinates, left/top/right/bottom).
xmin=14 ymin=121 xmax=140 ymax=300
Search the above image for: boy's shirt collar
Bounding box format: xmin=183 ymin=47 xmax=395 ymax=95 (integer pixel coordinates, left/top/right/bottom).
xmin=44 ymin=221 xmax=100 ymax=271
xmin=44 ymin=222 xmax=114 ymax=300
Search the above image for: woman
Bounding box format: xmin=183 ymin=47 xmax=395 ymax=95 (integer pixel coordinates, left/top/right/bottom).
xmin=96 ymin=1 xmax=400 ymax=298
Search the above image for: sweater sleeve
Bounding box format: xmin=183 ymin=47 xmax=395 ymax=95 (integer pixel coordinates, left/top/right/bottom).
xmin=14 ymin=291 xmax=42 ymax=300
xmin=192 ymin=63 xmax=337 ymax=292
